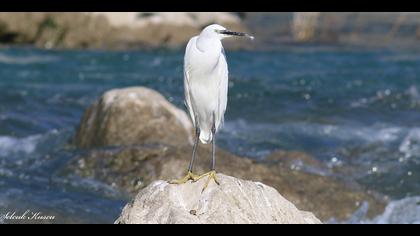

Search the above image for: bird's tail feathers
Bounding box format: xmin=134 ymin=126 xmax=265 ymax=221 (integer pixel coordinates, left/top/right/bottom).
xmin=199 ymin=130 xmax=213 ymax=144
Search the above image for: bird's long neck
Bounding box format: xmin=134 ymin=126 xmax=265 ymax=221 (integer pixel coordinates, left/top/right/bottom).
xmin=197 ymin=36 xmax=222 ymax=54
xmin=195 ymin=36 xmax=223 ymax=70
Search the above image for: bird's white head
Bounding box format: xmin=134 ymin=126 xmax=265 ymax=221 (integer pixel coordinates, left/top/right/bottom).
xmin=200 ymin=24 xmax=254 ymax=41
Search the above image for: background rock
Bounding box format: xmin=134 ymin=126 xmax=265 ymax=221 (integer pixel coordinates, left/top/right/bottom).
xmin=74 ymin=87 xmax=193 ymax=148
xmin=264 ymin=150 xmax=329 ymax=175
xmin=2 ymin=12 xmax=420 ymax=50
xmin=0 ymin=12 xmax=248 ymax=50
xmin=0 ymin=13 xmax=113 ymax=49
xmin=115 ymin=174 xmax=321 ymax=224
xmin=92 ymin=12 xmax=242 ymax=29
xmin=90 ymin=12 xmax=248 ymax=49
xmin=243 ymin=12 xmax=420 ymax=50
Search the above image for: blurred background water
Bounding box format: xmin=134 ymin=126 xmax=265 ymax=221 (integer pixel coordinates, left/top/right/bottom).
xmin=0 ymin=45 xmax=419 ymax=223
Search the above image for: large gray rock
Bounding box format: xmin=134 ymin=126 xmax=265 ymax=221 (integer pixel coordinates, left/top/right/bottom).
xmin=75 ymin=87 xmax=193 ymax=148
xmin=115 ymin=174 xmax=321 ymax=224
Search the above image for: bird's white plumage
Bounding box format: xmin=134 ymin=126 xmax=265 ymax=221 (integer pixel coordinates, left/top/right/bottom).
xmin=184 ymin=25 xmax=229 ymax=144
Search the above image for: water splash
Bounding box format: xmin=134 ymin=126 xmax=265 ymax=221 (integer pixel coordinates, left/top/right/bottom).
xmin=0 ymin=53 xmax=58 ymax=65
xmin=399 ymin=128 xmax=420 ymax=159
xmin=369 ymin=196 xmax=420 ymax=224
xmin=0 ymin=135 xmax=42 ymax=157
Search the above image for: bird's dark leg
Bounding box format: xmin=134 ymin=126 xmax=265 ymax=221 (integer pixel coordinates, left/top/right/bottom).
xmin=211 ymin=121 xmax=216 ymax=171
xmin=195 ymin=113 xmax=220 ymax=192
xmin=169 ymin=120 xmax=200 ymax=184
xmin=188 ymin=127 xmax=200 ymax=172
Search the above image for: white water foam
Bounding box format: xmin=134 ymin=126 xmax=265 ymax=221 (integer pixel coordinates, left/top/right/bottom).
xmin=223 ymin=119 xmax=420 ymax=178
xmin=369 ymin=196 xmax=420 ymax=224
xmin=0 ymin=135 xmax=42 ymax=157
xmin=0 ymin=53 xmax=58 ymax=65
xmin=328 ymin=196 xmax=420 ymax=224
xmin=399 ymin=128 xmax=420 ymax=159
xmin=350 ymin=197 xmax=420 ymax=224
xmin=224 ymin=119 xmax=405 ymax=145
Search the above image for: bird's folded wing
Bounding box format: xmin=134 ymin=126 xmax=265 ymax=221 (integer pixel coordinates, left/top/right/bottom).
xmin=216 ymin=49 xmax=229 ymax=130
xmin=184 ymin=64 xmax=196 ymax=127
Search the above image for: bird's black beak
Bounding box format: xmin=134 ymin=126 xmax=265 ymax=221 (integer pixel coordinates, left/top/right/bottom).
xmin=217 ymin=30 xmax=254 ymax=40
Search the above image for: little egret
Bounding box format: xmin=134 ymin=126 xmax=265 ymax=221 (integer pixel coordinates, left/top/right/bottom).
xmin=170 ymin=24 xmax=254 ymax=191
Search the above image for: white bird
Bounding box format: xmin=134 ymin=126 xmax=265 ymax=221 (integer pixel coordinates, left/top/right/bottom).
xmin=170 ymin=24 xmax=254 ymax=190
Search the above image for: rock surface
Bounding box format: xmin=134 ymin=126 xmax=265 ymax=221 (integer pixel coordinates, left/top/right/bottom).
xmin=115 ymin=174 xmax=321 ymax=224
xmin=74 ymin=87 xmax=193 ymax=148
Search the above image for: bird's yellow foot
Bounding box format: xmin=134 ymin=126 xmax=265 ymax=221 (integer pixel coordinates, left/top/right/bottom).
xmin=169 ymin=171 xmax=199 ymax=184
xmin=194 ymin=170 xmax=220 ymax=192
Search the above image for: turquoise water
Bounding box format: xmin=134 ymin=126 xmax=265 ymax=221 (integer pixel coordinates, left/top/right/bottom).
xmin=0 ymin=46 xmax=420 ymax=223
